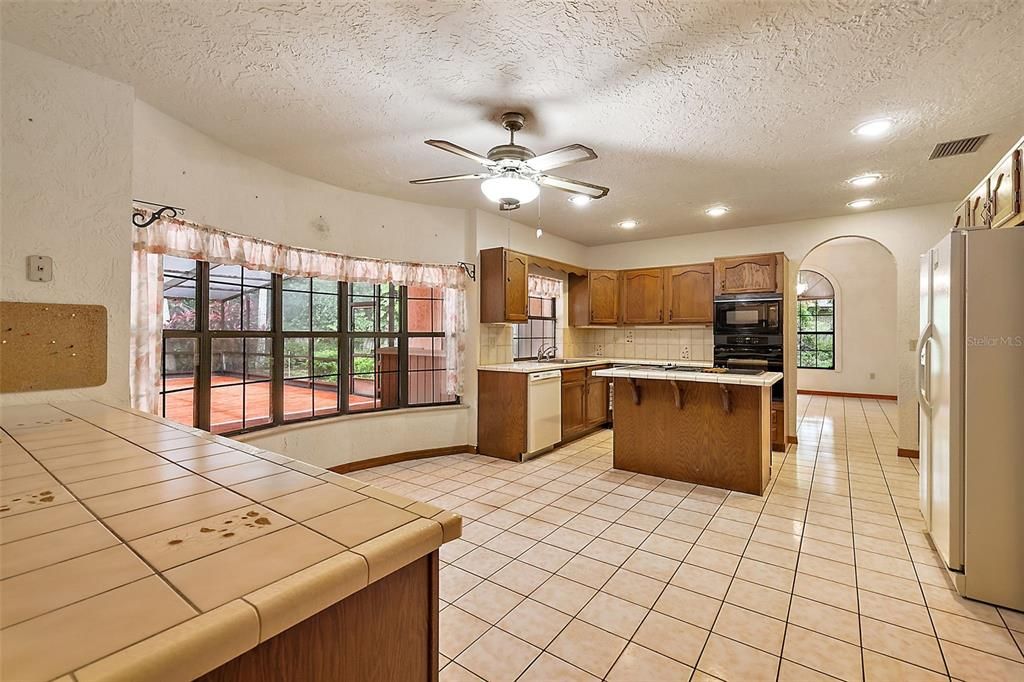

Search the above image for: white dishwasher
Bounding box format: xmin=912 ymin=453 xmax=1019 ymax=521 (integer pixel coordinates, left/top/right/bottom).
xmin=526 ymin=370 xmax=562 ymax=459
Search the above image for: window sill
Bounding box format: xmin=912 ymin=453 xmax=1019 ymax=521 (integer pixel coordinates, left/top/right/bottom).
xmin=231 ymin=402 xmax=469 ymax=441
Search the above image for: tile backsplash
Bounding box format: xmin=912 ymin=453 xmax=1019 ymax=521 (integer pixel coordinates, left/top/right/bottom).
xmin=478 ymin=324 xmax=714 ymax=365
xmin=571 ymin=326 xmax=715 ymax=362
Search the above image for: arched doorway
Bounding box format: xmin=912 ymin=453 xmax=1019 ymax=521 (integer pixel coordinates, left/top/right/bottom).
xmin=796 ymin=236 xmax=900 ymax=429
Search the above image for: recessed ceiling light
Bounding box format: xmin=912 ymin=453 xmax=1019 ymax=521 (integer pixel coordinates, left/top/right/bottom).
xmin=705 ymin=206 xmax=729 ymax=217
xmin=618 ymin=219 xmax=638 ymax=229
xmin=852 ymin=118 xmax=894 ymax=137
xmin=568 ymin=195 xmax=592 ymax=206
xmin=847 ymin=173 xmax=881 ymax=187
xmin=847 ymin=199 xmax=874 ymax=209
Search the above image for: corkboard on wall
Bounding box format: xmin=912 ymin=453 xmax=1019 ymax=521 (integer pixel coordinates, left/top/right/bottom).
xmin=0 ymin=302 xmax=107 ymax=393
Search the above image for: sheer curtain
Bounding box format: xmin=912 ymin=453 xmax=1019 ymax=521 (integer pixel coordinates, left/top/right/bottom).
xmin=527 ymin=274 xmax=563 ymax=299
xmin=130 ymin=209 xmax=469 ymax=413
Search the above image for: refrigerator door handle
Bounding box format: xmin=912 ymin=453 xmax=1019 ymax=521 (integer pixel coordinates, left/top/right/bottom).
xmin=916 ymin=323 xmax=934 ymax=411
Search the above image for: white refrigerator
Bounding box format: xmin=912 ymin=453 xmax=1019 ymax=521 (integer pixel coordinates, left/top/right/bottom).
xmin=918 ymin=227 xmax=1024 ymax=610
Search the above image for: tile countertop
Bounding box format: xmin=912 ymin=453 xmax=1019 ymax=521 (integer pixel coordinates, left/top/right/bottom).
xmin=478 ymin=357 xmax=714 ymax=373
xmin=0 ymin=400 xmax=461 ymax=682
xmin=592 ymin=366 xmax=784 ymax=387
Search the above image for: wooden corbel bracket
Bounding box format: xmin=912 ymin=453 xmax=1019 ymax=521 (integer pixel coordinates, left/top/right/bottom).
xmin=627 ymin=377 xmax=641 ymax=405
xmin=719 ymin=385 xmax=732 ymax=414
xmin=670 ymin=380 xmax=685 ymax=409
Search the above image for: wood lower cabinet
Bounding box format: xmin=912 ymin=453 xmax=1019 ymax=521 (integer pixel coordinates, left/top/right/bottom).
xmin=561 ymin=368 xmax=587 ymax=440
xmin=585 ymin=367 xmax=610 ymax=428
xmin=479 ymin=247 xmax=528 ymax=323
xmin=477 ymin=370 xmax=527 ymax=460
xmin=665 ymin=263 xmax=714 ymax=323
xmin=714 ymin=253 xmax=782 ymax=296
xmin=771 ymin=401 xmax=785 ymax=452
xmin=621 ymin=268 xmax=664 ymax=324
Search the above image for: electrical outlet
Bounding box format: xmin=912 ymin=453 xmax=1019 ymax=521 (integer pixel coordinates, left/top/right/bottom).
xmin=680 ymin=345 xmax=691 ymax=360
xmin=594 ymin=344 xmax=604 ymax=357
xmin=625 ymin=330 xmax=634 ymax=344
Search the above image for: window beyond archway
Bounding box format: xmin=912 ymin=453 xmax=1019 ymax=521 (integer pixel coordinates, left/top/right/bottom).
xmin=797 ymin=269 xmax=835 ymax=370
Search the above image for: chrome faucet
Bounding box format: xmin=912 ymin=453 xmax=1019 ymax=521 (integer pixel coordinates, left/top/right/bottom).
xmin=536 ymin=344 xmax=558 ymax=361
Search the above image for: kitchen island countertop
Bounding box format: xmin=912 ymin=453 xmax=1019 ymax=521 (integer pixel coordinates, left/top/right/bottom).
xmin=594 ymin=365 xmax=783 ymax=387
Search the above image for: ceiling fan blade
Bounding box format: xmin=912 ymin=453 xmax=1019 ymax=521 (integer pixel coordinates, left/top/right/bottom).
xmin=409 ymin=173 xmax=490 ymax=185
xmin=424 ymin=140 xmax=494 ymax=166
xmin=526 ymin=144 xmax=597 ymax=172
xmin=537 ymin=174 xmax=609 ymax=199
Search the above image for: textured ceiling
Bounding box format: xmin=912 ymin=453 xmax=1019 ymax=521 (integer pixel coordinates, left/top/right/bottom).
xmin=4 ymin=1 xmax=1023 ymax=245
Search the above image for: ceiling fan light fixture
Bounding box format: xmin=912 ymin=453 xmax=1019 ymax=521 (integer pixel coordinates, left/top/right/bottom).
xmin=705 ymin=206 xmax=729 ymax=217
xmin=481 ymin=173 xmax=539 ymax=206
xmin=568 ymin=194 xmax=592 ymax=206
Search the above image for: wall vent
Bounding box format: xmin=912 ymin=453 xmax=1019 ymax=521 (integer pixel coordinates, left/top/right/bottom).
xmin=929 ymin=135 xmax=989 ymax=160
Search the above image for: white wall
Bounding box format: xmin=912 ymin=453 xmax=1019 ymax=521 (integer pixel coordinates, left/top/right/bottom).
xmin=797 ymin=238 xmax=899 ymax=396
xmin=0 ymin=42 xmax=134 ymax=407
xmin=586 ymin=204 xmax=952 ymax=451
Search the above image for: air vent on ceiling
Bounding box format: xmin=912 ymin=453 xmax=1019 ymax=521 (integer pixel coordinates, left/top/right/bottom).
xmin=929 ymin=135 xmax=989 ymax=160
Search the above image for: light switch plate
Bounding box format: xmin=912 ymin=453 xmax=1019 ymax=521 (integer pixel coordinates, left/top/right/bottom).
xmin=27 ymin=255 xmax=52 ymax=282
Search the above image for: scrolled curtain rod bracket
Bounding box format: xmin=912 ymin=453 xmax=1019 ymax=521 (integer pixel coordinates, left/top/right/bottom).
xmin=132 ymin=199 xmax=186 ymax=228
xmin=458 ymin=261 xmax=477 ymax=281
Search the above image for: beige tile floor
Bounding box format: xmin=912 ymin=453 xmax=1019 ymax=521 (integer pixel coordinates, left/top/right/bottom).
xmin=350 ymin=395 xmax=1024 ymax=681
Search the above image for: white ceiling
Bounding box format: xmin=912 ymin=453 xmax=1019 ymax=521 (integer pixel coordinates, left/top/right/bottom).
xmin=4 ymin=1 xmax=1023 ymax=245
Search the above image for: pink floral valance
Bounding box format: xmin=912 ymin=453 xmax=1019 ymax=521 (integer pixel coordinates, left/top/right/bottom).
xmin=133 ymin=209 xmax=468 ymax=290
xmin=130 ymin=209 xmax=468 ymax=407
xmin=528 ymin=274 xmax=563 ymax=299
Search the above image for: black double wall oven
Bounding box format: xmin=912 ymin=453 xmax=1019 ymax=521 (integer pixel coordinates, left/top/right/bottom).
xmin=714 ymin=295 xmax=784 ymax=402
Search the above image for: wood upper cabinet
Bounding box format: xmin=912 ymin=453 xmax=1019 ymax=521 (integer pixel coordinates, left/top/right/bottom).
xmin=621 ymin=268 xmax=664 ymax=324
xmin=989 ymin=148 xmax=1021 ymax=229
xmin=714 ymin=253 xmax=782 ymax=296
xmin=966 ymin=180 xmax=990 ymax=229
xmin=504 ymin=250 xmax=529 ymax=321
xmin=665 ymin=263 xmax=714 ymax=323
xmin=588 ymin=270 xmax=620 ymax=324
xmin=479 ymin=247 xmax=528 ymax=323
xmin=953 ymin=199 xmax=970 ymax=231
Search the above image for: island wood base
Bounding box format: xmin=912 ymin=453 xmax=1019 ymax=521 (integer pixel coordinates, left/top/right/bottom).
xmin=199 ymin=551 xmax=439 ymax=682
xmin=612 ymin=378 xmax=771 ymax=495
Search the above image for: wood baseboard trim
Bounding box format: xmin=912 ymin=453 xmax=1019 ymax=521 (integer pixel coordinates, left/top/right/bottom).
xmin=787 ymin=435 xmax=798 ymax=445
xmin=330 ymin=445 xmax=477 ymax=474
xmin=898 ymin=447 xmax=920 ymax=459
xmin=798 ymin=389 xmax=897 ymax=401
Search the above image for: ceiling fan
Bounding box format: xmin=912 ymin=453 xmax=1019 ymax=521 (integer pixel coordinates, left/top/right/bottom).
xmin=410 ymin=112 xmax=609 ymax=210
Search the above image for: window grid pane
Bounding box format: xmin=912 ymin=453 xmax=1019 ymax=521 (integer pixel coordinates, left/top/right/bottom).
xmin=158 ymin=261 xmax=457 ymax=435
xmin=797 ymin=294 xmax=835 ymax=370
xmin=513 ymin=296 xmax=557 ymax=360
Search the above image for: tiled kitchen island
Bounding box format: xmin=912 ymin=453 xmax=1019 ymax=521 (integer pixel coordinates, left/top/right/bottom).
xmin=594 ymin=366 xmax=783 ymax=495
xmin=0 ymin=401 xmax=460 ymax=682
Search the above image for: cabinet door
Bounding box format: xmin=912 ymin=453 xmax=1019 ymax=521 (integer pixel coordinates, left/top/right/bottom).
xmin=585 ymin=376 xmax=609 ymax=427
xmin=589 ymin=271 xmax=620 ymax=324
xmin=714 ymin=254 xmax=779 ymax=295
xmin=952 ymin=200 xmax=969 ymax=231
xmin=621 ymin=269 xmax=664 ymax=324
xmin=771 ymin=401 xmax=785 ymax=451
xmin=665 ymin=264 xmax=713 ymax=323
xmin=990 ymin=149 xmax=1021 ymax=229
xmin=561 ymin=376 xmax=587 ymax=438
xmin=504 ymin=250 xmax=529 ymax=322
xmin=966 ymin=180 xmax=990 ymax=229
